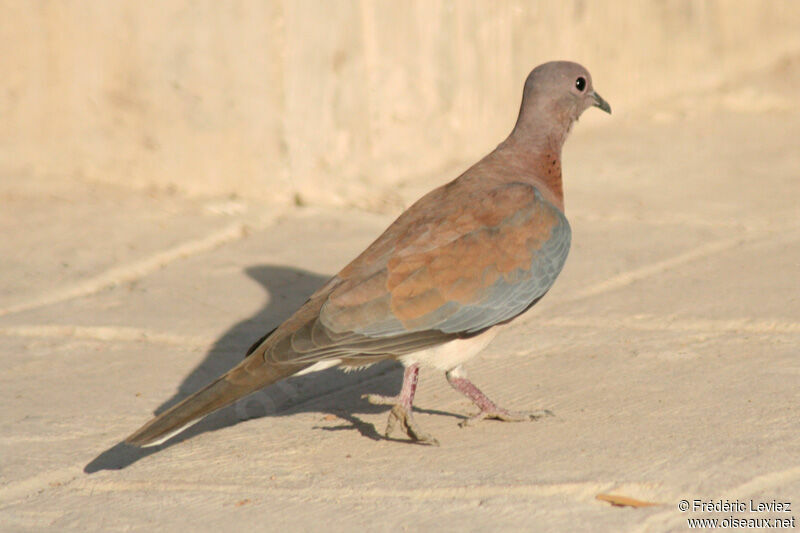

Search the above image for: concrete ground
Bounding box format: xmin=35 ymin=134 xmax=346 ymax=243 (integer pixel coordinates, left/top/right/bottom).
xmin=1 ymin=67 xmax=799 ymax=531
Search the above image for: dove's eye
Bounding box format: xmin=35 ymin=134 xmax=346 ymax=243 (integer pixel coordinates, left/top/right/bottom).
xmin=575 ymin=77 xmax=586 ymax=92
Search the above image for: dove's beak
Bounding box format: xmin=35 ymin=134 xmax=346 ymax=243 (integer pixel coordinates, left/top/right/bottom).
xmin=590 ymin=91 xmax=611 ymax=114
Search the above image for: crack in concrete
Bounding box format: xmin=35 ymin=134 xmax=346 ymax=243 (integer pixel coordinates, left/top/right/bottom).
xmin=0 ymin=325 xmax=208 ymax=347
xmin=69 ymin=479 xmax=613 ymax=502
xmin=534 ymin=315 xmax=800 ymax=335
xmin=558 ymin=224 xmax=800 ymax=306
xmin=0 ymin=218 xmax=275 ymax=319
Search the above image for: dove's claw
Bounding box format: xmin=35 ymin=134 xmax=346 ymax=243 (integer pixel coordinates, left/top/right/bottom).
xmin=386 ymin=404 xmax=440 ymax=446
xmin=362 ymin=393 xmax=398 ymax=406
xmin=363 ymin=363 xmax=440 ymax=445
xmin=459 ymin=408 xmax=553 ymax=427
xmin=446 ymin=366 xmax=552 ymax=428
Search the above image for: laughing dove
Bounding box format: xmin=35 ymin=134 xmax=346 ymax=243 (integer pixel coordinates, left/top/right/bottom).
xmin=126 ymin=61 xmax=611 ymax=447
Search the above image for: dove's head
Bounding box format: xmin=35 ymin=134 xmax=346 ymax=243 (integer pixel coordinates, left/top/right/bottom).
xmin=512 ymin=61 xmax=610 ymax=144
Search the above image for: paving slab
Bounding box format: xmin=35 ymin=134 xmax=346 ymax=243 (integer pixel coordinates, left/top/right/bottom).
xmin=1 ymin=98 xmax=799 ymax=532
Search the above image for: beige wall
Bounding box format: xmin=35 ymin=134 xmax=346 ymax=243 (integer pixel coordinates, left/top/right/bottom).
xmin=2 ymin=1 xmax=799 ymax=206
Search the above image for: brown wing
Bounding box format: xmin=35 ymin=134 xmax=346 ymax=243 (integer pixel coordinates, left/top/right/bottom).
xmin=252 ymin=180 xmax=570 ymax=366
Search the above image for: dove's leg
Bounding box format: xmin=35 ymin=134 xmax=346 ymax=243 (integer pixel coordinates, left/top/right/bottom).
xmin=445 ymin=365 xmax=552 ymax=427
xmin=363 ymin=363 xmax=439 ymax=446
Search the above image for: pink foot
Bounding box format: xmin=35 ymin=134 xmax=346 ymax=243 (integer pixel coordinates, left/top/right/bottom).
xmin=446 ymin=366 xmax=553 ymax=427
xmin=363 ymin=364 xmax=439 ymax=445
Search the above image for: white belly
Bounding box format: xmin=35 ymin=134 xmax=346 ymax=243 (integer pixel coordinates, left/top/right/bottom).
xmin=399 ymin=327 xmax=499 ymax=371
xmin=294 ymin=326 xmax=501 ymax=376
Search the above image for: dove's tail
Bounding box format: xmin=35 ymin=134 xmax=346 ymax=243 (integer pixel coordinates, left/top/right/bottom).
xmin=125 ymin=358 xmax=310 ymax=447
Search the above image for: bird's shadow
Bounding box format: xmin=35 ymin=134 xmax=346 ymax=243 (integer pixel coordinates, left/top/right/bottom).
xmin=85 ymin=265 xmax=460 ymax=473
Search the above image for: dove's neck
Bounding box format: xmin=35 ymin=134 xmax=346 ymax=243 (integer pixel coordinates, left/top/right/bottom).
xmin=500 ymin=115 xmax=573 ymax=212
